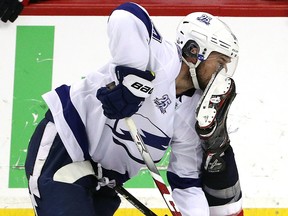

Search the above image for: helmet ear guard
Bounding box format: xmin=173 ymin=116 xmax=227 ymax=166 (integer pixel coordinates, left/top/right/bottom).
xmin=182 ymin=40 xmax=201 ymax=60
xmin=181 ymin=40 xmax=204 ymax=89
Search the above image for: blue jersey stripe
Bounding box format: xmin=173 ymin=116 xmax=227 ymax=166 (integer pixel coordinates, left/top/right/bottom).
xmin=55 ymin=85 xmax=90 ymax=160
xmin=115 ymin=2 xmax=152 ymax=40
xmin=167 ymin=171 xmax=202 ymax=190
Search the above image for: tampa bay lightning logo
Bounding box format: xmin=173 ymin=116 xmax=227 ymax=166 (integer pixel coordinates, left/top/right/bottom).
xmin=106 ymin=114 xmax=171 ymax=164
xmin=154 ymin=94 xmax=171 ymax=114
xmin=197 ymin=14 xmax=212 ymax=25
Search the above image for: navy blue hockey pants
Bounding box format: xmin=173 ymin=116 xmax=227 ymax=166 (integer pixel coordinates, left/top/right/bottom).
xmin=25 ymin=116 xmax=121 ymax=216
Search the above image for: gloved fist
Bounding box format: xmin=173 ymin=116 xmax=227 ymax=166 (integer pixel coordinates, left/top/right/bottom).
xmin=0 ymin=0 xmax=24 ymax=22
xmin=96 ymin=66 xmax=155 ymax=119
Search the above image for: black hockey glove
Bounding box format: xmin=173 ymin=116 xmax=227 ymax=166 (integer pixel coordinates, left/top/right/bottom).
xmin=0 ymin=0 xmax=25 ymax=22
xmin=196 ymin=77 xmax=236 ymax=173
xmin=0 ymin=0 xmax=41 ymax=23
xmin=96 ymin=66 xmax=155 ymax=119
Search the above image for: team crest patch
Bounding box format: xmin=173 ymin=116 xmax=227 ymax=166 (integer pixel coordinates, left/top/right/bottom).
xmin=197 ymin=14 xmax=212 ymax=25
xmin=154 ymin=94 xmax=171 ymax=114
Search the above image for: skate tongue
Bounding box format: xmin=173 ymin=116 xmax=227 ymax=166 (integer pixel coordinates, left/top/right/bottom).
xmin=196 ymin=71 xmax=232 ymax=128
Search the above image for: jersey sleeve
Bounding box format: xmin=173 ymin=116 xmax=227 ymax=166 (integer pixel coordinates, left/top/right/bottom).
xmin=107 ymin=2 xmax=152 ymax=71
xmin=168 ymin=90 xmax=210 ymax=215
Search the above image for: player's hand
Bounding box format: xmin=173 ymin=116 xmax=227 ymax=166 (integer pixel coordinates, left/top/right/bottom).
xmin=0 ymin=0 xmax=24 ymax=23
xmin=96 ymin=66 xmax=155 ymax=119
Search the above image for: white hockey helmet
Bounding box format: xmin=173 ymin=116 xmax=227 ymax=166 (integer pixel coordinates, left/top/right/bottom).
xmin=176 ymin=12 xmax=239 ymax=89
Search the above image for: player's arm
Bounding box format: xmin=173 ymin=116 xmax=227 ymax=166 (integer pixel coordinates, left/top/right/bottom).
xmin=195 ymin=72 xmax=236 ymax=173
xmin=195 ymin=73 xmax=243 ymax=216
xmin=0 ymin=0 xmax=40 ymax=23
xmin=167 ymin=93 xmax=210 ymax=215
xmin=97 ymin=2 xmax=156 ymax=119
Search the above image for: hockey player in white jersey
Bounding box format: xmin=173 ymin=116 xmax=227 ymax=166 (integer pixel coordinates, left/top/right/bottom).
xmin=25 ymin=2 xmax=243 ymax=216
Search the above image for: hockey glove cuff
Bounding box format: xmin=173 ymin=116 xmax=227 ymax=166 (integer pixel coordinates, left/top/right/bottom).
xmin=97 ymin=66 xmax=155 ymax=119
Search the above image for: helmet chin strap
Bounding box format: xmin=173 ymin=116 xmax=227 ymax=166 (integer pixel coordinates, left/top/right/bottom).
xmin=182 ymin=57 xmax=200 ymax=89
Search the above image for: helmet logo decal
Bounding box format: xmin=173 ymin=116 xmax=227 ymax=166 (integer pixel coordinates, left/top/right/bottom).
xmin=197 ymin=14 xmax=212 ymax=25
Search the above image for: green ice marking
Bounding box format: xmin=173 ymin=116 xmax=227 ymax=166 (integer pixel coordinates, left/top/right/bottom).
xmin=9 ymin=26 xmax=54 ymax=188
xmin=124 ymin=148 xmax=171 ymax=188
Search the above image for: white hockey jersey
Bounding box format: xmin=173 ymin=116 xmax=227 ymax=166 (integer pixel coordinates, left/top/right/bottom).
xmin=42 ymin=2 xmax=208 ymax=215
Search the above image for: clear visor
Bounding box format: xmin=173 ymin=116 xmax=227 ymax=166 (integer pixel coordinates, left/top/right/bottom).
xmin=197 ymin=51 xmax=239 ymax=79
xmin=219 ymin=55 xmax=239 ymax=77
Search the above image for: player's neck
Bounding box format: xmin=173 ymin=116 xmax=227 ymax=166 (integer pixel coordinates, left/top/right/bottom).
xmin=175 ymin=63 xmax=194 ymax=95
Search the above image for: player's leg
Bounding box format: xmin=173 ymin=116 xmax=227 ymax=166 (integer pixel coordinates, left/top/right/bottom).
xmin=25 ymin=113 xmax=121 ymax=216
xmin=92 ymin=186 xmax=121 ymax=215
